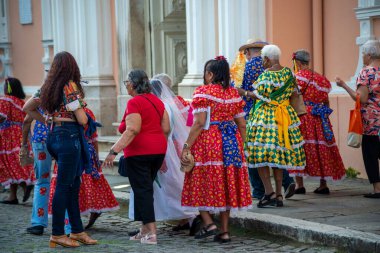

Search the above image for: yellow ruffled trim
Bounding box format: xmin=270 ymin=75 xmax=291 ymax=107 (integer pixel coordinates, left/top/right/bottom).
xmin=230 ymin=51 xmax=246 ymax=88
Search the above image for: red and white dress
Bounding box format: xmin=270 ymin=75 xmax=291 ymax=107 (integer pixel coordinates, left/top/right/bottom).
xmin=0 ymin=95 xmax=35 ymax=186
xmin=294 ymin=69 xmax=346 ymax=180
xmin=49 ymin=108 xmax=119 ymax=215
xmin=181 ymin=84 xmax=252 ymax=212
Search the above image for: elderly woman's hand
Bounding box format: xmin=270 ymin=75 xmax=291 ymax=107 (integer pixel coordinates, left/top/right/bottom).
xmin=181 ymin=148 xmax=191 ymax=165
xmin=103 ymin=153 xmax=116 ymax=168
xmin=335 ymin=77 xmax=346 ymax=88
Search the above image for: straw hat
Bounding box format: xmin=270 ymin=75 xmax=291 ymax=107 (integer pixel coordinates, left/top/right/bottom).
xmin=239 ymin=39 xmax=268 ymax=52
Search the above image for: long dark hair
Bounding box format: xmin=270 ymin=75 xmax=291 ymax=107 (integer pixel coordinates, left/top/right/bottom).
xmin=128 ymin=69 xmax=151 ymax=94
xmin=203 ymin=58 xmax=230 ymax=89
xmin=39 ymin=51 xmax=84 ymax=113
xmin=4 ymin=77 xmax=26 ymax=99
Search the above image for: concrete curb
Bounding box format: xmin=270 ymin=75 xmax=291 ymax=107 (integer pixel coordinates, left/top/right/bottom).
xmin=112 ymin=190 xmax=380 ymax=252
xmin=230 ymin=211 xmax=380 ymax=253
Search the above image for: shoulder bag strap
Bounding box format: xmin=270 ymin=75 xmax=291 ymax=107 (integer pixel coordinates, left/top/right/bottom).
xmin=139 ymin=94 xmax=162 ymax=120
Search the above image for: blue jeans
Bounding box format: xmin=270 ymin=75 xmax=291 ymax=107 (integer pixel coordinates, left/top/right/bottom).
xmin=47 ymin=123 xmax=84 ymax=236
xmin=30 ymin=142 xmax=52 ymax=228
xmin=249 ymin=168 xmax=294 ymax=199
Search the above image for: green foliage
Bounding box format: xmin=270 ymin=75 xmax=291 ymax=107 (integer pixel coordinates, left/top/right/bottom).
xmin=346 ymin=167 xmax=361 ymax=179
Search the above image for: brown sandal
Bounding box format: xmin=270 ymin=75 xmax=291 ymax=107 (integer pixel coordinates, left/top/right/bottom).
xmin=49 ymin=235 xmax=80 ymax=248
xmin=70 ymin=232 xmax=97 ymax=245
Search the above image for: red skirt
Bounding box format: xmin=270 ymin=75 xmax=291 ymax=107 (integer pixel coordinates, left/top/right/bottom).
xmin=181 ymin=126 xmax=252 ymax=212
xmin=0 ymin=125 xmax=35 ymax=186
xmin=49 ymin=163 xmax=119 ymax=215
xmin=293 ymin=111 xmax=346 ymax=180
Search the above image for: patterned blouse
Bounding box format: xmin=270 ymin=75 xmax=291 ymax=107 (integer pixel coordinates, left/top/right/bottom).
xmin=356 ymin=66 xmax=380 ymax=135
xmin=33 ymin=81 xmax=86 ymax=120
xmin=232 ymin=56 xmax=265 ymax=118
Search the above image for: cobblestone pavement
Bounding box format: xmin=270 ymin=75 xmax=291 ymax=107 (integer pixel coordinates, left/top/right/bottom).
xmin=0 ymin=192 xmax=338 ymax=253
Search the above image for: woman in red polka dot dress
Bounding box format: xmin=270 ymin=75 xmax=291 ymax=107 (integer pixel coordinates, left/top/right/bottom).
xmin=181 ymin=57 xmax=252 ymax=243
xmin=49 ymin=108 xmax=119 ymax=228
xmin=291 ymin=50 xmax=346 ymax=195
xmin=0 ymin=78 xmax=35 ymax=204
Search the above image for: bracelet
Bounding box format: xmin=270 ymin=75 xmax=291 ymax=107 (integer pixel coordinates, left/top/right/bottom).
xmin=245 ymin=90 xmax=248 ymax=97
xmin=109 ymin=148 xmax=118 ymax=156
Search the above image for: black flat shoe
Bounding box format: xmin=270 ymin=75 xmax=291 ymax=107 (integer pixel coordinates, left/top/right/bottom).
xmin=314 ymin=187 xmax=330 ymax=195
xmin=172 ymin=222 xmax=190 ymax=231
xmin=189 ymin=215 xmax=202 ymax=236
xmin=213 ymin=232 xmax=231 ymax=243
xmin=257 ymin=192 xmax=276 ymax=208
xmin=85 ymin=213 xmax=101 ymax=229
xmin=194 ymin=223 xmax=218 ymax=239
xmin=128 ymin=229 xmax=140 ymax=236
xmin=276 ymin=195 xmax=284 ymax=207
xmin=364 ymin=192 xmax=380 ymax=198
xmin=285 ymin=183 xmax=296 ymax=199
xmin=295 ymin=187 xmax=306 ymax=194
xmin=26 ymin=225 xmax=44 ymax=235
xmin=1 ymin=199 xmax=19 ymax=205
xmin=23 ymin=185 xmax=34 ymax=202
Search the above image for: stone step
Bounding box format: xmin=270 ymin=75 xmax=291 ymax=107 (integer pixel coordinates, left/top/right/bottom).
xmin=98 ymin=151 xmax=123 ymax=176
xmin=98 ymin=135 xmax=119 ymax=152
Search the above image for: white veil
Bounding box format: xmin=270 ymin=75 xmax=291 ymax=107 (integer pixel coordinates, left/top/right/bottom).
xmin=150 ymin=79 xmax=189 ymax=154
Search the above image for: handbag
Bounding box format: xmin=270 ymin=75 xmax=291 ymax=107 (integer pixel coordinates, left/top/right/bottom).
xmin=290 ymin=90 xmax=307 ymax=116
xmin=347 ymin=94 xmax=363 ymax=148
xmin=118 ymin=155 xmax=128 ymax=177
xmin=180 ymin=151 xmax=195 ymax=173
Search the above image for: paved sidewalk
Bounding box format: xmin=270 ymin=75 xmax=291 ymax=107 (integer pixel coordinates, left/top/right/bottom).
xmin=104 ymin=175 xmax=380 ymax=252
xmin=0 ymin=192 xmax=336 ymax=253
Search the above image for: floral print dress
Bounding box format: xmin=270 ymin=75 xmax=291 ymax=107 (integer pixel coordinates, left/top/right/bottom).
xmin=293 ymin=69 xmax=346 ymax=180
xmin=181 ymin=84 xmax=252 ymax=212
xmin=0 ymin=95 xmax=35 ymax=186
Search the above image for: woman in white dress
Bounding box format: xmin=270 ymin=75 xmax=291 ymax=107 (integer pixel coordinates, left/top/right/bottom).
xmin=129 ymin=79 xmax=196 ymax=226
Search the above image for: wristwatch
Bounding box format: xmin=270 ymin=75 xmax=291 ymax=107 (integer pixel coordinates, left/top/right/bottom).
xmin=109 ymin=149 xmax=118 ymax=156
xmin=183 ymin=143 xmax=190 ymax=149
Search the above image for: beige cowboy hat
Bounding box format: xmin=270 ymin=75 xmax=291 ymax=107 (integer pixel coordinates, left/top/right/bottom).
xmin=239 ymin=39 xmax=269 ymax=52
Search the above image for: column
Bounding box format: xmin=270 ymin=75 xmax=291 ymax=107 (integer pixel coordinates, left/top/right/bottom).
xmin=0 ymin=0 xmax=12 ymax=94
xmin=217 ymin=0 xmax=266 ymax=64
xmin=51 ymin=0 xmax=116 ymax=135
xmin=41 ymin=0 xmax=53 ymax=73
xmin=178 ymin=0 xmax=217 ymax=99
xmin=351 ymin=0 xmax=380 ymax=84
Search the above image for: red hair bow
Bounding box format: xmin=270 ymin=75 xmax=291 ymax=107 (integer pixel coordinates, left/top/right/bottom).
xmin=292 ymin=53 xmax=296 ymax=60
xmin=215 ymin=55 xmax=227 ymax=61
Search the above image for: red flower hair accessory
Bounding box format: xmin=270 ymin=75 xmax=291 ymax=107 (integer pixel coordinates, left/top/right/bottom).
xmin=215 ymin=55 xmax=227 ymax=61
xmin=292 ymin=53 xmax=296 ymax=60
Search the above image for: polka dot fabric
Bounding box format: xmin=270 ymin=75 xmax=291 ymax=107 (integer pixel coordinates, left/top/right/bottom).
xmin=0 ymin=96 xmax=35 ymax=186
xmin=181 ymin=84 xmax=252 ymax=212
xmin=290 ymin=69 xmax=345 ymax=180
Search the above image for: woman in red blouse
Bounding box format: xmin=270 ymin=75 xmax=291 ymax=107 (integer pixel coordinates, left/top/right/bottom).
xmin=104 ymin=69 xmax=170 ymax=245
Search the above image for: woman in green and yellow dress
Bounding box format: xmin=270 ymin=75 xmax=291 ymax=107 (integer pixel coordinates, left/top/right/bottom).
xmin=245 ymin=45 xmax=306 ymax=207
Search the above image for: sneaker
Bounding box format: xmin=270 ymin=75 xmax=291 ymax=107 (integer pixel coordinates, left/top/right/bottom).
xmin=285 ymin=183 xmax=296 ymax=199
xmin=140 ymin=233 xmax=157 ymax=245
xmin=26 ymin=225 xmax=44 ymax=235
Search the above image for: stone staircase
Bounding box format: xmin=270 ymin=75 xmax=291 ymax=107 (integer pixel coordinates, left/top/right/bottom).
xmin=98 ymin=135 xmax=121 ymax=175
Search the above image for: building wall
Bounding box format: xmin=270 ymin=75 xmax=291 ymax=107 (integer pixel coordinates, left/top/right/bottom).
xmin=9 ymin=0 xmax=44 ymax=87
xmin=266 ymin=0 xmax=367 ymax=178
xmin=323 ymin=0 xmax=359 ymax=81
